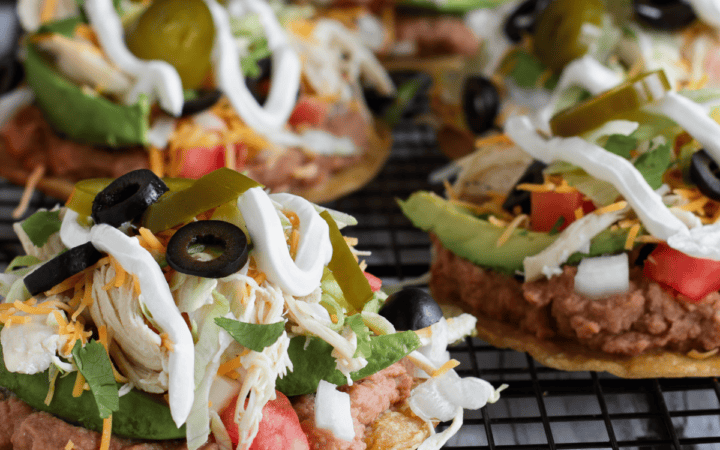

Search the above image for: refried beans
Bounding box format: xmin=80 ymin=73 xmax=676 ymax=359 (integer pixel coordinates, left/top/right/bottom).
xmin=430 ymin=236 xmax=720 ymax=357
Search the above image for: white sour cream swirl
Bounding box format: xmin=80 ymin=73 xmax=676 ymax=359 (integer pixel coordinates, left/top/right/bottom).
xmin=237 ymin=187 xmax=332 ymax=297
xmin=83 ymin=0 xmax=184 ymax=116
xmin=203 ymin=0 xmax=301 ymax=132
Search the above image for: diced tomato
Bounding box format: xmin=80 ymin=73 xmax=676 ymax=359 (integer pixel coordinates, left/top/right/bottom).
xmin=220 ymin=390 xmax=309 ymax=450
xmin=363 ymin=272 xmax=382 ymax=292
xmin=530 ymin=190 xmax=584 ymax=232
xmin=179 ymin=143 xmax=247 ymax=179
xmin=643 ymin=243 xmax=720 ymax=302
xmin=288 ymin=98 xmax=327 ymax=129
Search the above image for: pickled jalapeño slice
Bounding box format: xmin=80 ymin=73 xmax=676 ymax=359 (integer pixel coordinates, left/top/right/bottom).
xmin=549 ymin=70 xmax=671 ymax=137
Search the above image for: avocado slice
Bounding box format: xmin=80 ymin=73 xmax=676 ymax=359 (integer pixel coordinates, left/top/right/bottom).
xmin=24 ymin=17 xmax=150 ymax=147
xmin=0 ymin=341 xmax=184 ymax=439
xmin=398 ymin=191 xmax=635 ymax=274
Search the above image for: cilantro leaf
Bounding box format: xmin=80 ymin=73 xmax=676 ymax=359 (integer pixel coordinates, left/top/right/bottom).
xmin=71 ymin=341 xmax=119 ymax=419
xmin=215 ymin=318 xmax=285 ymax=352
xmin=603 ymin=134 xmax=637 ymax=158
xmin=276 ymin=330 xmax=421 ymax=396
xmin=21 ymin=210 xmax=62 ymax=247
xmin=634 ymin=143 xmax=672 ymax=189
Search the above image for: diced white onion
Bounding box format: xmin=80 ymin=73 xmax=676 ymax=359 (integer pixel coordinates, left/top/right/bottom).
xmin=573 ymin=253 xmax=629 ymax=298
xmin=315 ymin=380 xmax=355 ymax=442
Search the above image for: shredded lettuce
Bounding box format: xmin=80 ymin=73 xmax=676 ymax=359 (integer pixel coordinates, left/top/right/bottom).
xmin=345 ymin=314 xmax=372 ymax=359
xmin=634 ymin=142 xmax=672 ymax=189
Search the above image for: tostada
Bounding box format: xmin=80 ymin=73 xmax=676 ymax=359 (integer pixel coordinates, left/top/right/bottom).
xmin=401 ymin=69 xmax=720 ymax=377
xmin=0 ymin=0 xmax=399 ymax=203
xmin=0 ymin=168 xmax=503 ymax=449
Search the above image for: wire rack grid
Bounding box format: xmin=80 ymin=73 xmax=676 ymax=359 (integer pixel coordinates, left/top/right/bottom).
xmin=2 ymin=124 xmax=720 ymax=449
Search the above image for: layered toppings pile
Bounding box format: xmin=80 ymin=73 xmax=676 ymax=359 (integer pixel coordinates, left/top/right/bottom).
xmin=0 ymin=168 xmax=502 ymax=450
xmin=427 ymin=0 xmax=720 ymax=155
xmin=401 ymin=68 xmax=720 ymax=365
xmin=2 ymin=0 xmax=395 ymax=194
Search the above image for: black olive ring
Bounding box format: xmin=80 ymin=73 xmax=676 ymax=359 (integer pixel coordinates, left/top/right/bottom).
xmin=166 ymin=220 xmax=249 ymax=279
xmin=690 ymin=149 xmax=720 ymax=201
xmin=379 ymin=287 xmax=444 ymax=331
xmin=92 ymin=169 xmax=169 ymax=227
xmin=181 ymin=89 xmax=223 ymax=117
xmin=462 ymin=76 xmax=500 ymax=136
xmin=634 ymin=0 xmax=696 ymax=31
xmin=24 ymin=242 xmax=104 ymax=296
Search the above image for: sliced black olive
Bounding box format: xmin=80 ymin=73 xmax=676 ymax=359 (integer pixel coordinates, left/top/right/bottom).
xmin=634 ymin=0 xmax=696 ymax=30
xmin=181 ymin=89 xmax=223 ymax=117
xmin=689 ymin=149 xmax=720 ymax=201
xmin=502 ymin=160 xmax=547 ymax=213
xmin=24 ymin=243 xmax=103 ymax=296
xmin=92 ymin=169 xmax=169 ymax=227
xmin=379 ymin=288 xmax=443 ymax=331
xmin=504 ymin=0 xmax=551 ymax=43
xmin=463 ymin=76 xmax=500 ymax=135
xmin=166 ymin=220 xmax=249 ymax=278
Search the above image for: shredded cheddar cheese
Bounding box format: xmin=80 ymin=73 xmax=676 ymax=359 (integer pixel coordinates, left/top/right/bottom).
xmin=488 ymin=216 xmax=508 ymax=227
xmin=138 ymin=228 xmax=164 ymax=252
xmin=594 ymin=201 xmax=628 ymax=215
xmin=474 ymin=133 xmax=513 ymax=149
xmin=496 ymin=214 xmax=528 ymax=248
xmin=217 ymin=355 xmax=243 ymax=377
xmin=624 ymin=223 xmax=642 ymax=250
xmin=433 ymin=359 xmax=461 ymax=378
xmin=516 ymin=182 xmax=555 ymax=192
xmin=574 ymin=207 xmax=584 ymax=220
xmin=72 ymin=371 xmax=86 ymax=397
xmin=100 ymin=416 xmax=112 ymax=450
xmin=12 ymin=165 xmax=46 ymax=220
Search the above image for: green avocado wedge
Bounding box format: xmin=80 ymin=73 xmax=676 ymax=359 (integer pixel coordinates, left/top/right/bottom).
xmin=398 ymin=191 xmax=635 ymax=274
xmin=0 ymin=342 xmax=184 ymax=440
xmin=397 ymin=0 xmax=514 ymax=14
xmin=24 ymin=18 xmax=150 ymax=147
xmin=398 ymin=191 xmax=557 ymax=274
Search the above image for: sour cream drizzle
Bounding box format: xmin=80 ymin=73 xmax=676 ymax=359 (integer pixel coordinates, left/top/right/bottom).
xmin=202 ymin=0 xmax=301 ymax=132
xmin=236 ymin=188 xmax=332 ymax=297
xmin=506 ymin=115 xmax=689 ymax=241
xmin=653 ymin=92 xmax=720 ymax=165
xmin=83 ymin=0 xmax=184 ymax=116
xmin=90 ymin=225 xmax=195 ymax=427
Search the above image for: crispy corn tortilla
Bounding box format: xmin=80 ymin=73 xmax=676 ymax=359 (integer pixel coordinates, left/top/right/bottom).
xmin=430 ymin=244 xmax=720 ymax=378
xmin=0 ymin=119 xmax=392 ymax=204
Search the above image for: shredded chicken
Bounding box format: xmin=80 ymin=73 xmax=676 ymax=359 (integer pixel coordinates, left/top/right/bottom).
xmin=89 ymin=265 xmax=168 ymax=393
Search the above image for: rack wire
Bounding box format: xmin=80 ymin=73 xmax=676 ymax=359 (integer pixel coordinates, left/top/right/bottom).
xmin=2 ymin=124 xmax=720 ymax=449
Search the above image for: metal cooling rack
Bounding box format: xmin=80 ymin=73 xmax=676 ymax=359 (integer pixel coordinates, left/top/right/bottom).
xmin=2 ymin=124 xmax=720 ymax=449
